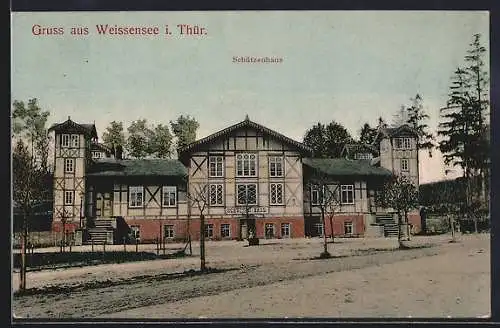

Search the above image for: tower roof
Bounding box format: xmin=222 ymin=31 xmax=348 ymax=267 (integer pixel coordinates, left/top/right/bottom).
xmin=48 ymin=118 xmax=98 ymax=138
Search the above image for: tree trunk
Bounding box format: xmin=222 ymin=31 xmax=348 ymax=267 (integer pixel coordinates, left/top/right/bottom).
xmin=321 ymin=208 xmax=328 ymax=255
xmin=19 ymin=212 xmax=28 ymax=291
xmin=200 ymin=214 xmax=206 ymax=272
xmin=405 ymin=211 xmax=411 ymax=241
xmin=397 ymin=212 xmax=403 ymax=248
xmin=329 ymin=215 xmax=334 ymax=243
xmin=450 ymin=215 xmax=456 ymax=242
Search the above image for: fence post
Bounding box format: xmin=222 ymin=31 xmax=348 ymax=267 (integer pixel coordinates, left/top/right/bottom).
xmin=135 ymin=238 xmax=138 ymax=253
xmin=156 ymin=238 xmax=159 ymax=255
xmin=123 ymin=237 xmax=126 ymax=252
xmin=91 ymin=239 xmax=94 ymax=252
xmin=103 ymin=239 xmax=106 ymax=253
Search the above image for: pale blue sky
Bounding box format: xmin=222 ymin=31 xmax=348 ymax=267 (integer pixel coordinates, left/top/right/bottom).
xmin=11 ymin=11 xmax=489 ymax=183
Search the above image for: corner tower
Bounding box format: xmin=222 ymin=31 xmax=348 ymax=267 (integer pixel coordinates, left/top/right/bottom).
xmin=48 ymin=118 xmax=98 ymax=232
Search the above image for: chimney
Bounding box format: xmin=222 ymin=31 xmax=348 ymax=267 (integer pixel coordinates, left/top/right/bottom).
xmin=115 ymin=145 xmax=123 ymax=160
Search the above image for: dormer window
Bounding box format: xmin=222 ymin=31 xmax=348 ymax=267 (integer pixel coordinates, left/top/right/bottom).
xmin=354 ymin=153 xmax=373 ymax=160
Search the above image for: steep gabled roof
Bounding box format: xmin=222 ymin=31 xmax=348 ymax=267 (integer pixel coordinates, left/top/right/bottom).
xmin=373 ymin=124 xmax=418 ymax=144
xmin=91 ymin=142 xmax=112 ymax=154
xmin=303 ymin=158 xmax=392 ymax=177
xmin=179 ymin=116 xmax=313 ymax=157
xmin=48 ymin=117 xmax=98 ymax=138
xmin=86 ymin=159 xmax=187 ymax=177
xmin=340 ymin=143 xmax=379 ymax=158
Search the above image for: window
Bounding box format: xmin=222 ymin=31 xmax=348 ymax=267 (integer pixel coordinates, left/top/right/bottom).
xmin=355 ymin=153 xmax=373 ymax=160
xmin=237 ymin=184 xmax=257 ymax=205
xmin=209 ymin=184 xmax=224 ymax=206
xmin=205 ymin=224 xmax=214 ymax=238
xmin=131 ymin=225 xmax=140 ymax=240
xmin=64 ymin=191 xmax=74 ymax=205
xmin=221 ymin=224 xmax=231 ymax=238
xmin=281 ymin=223 xmax=291 ymax=238
xmin=71 ymin=134 xmax=79 ymax=147
xmin=311 ymin=185 xmax=323 ymax=205
xmin=394 ymin=137 xmax=412 ymax=150
xmin=164 ymin=225 xmax=175 ymax=239
xmin=265 ymin=223 xmax=275 ymax=239
xmin=403 ymin=138 xmax=412 ymax=149
xmin=269 ymin=156 xmax=284 ymax=177
xmin=61 ymin=134 xmax=70 ymax=147
xmin=162 ymin=186 xmax=177 ymax=207
xmin=270 ymin=183 xmax=284 ymax=205
xmin=64 ymin=159 xmax=74 ymax=173
xmin=344 ymin=222 xmax=354 ymax=235
xmin=236 ymin=153 xmax=257 ymax=177
xmin=401 ymin=159 xmax=409 ymax=171
xmin=129 ymin=186 xmax=144 ymax=208
xmin=209 ymin=156 xmax=224 ymax=177
xmin=341 ymin=185 xmax=354 ymax=204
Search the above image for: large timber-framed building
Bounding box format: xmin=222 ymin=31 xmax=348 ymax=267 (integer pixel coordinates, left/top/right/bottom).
xmin=48 ymin=116 xmax=421 ymax=244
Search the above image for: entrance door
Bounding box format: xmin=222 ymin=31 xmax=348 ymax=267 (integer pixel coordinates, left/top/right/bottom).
xmin=96 ymin=192 xmax=113 ymax=218
xmin=241 ymin=222 xmax=248 ymax=239
xmin=265 ymin=223 xmax=275 ymax=239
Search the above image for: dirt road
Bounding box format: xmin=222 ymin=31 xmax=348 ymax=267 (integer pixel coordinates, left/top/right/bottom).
xmin=12 ymin=234 xmax=489 ymax=319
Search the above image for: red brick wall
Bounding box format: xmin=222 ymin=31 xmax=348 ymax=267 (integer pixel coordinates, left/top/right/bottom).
xmin=256 ymin=217 xmax=305 ymax=239
xmin=51 ymin=222 xmax=79 ymax=233
xmin=124 ymin=216 xmax=305 ymax=242
xmin=322 ymin=215 xmax=365 ymax=237
xmin=407 ymin=213 xmax=422 ymax=233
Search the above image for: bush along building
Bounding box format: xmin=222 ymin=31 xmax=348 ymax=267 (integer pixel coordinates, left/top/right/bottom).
xmin=48 ymin=116 xmax=421 ymax=244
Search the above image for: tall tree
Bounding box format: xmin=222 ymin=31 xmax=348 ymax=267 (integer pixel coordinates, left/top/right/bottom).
xmin=102 ymin=121 xmax=126 ymax=150
xmin=406 ymin=94 xmax=435 ymax=156
xmin=12 ymin=98 xmax=51 ymax=172
xmin=149 ymin=124 xmax=173 ymax=159
xmin=464 ymin=33 xmax=489 ymax=204
xmin=170 ymin=115 xmax=199 ymax=152
xmin=303 ymin=121 xmax=354 ymax=158
xmin=303 ymin=123 xmax=327 ymax=158
xmin=126 ymin=119 xmax=154 ymax=159
xmin=359 ymin=122 xmax=378 ymax=145
xmin=438 ymin=33 xmax=489 ymax=230
xmin=376 ymin=175 xmax=419 ymax=248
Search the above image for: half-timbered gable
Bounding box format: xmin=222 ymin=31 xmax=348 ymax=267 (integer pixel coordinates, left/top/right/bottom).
xmin=341 ymin=143 xmax=379 ymax=160
xmin=179 ymin=116 xmax=313 ymax=239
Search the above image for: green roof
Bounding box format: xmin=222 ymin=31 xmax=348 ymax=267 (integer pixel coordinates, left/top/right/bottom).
xmin=87 ymin=159 xmax=188 ymax=177
xmin=303 ymin=158 xmax=392 ymax=177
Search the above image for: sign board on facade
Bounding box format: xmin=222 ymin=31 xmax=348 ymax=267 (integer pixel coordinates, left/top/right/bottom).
xmin=225 ymin=207 xmax=269 ymax=215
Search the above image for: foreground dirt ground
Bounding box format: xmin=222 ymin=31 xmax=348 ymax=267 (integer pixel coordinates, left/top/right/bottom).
xmin=12 ymin=234 xmax=490 ymax=319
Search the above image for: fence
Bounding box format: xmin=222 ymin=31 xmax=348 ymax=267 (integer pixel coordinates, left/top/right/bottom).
xmin=12 ymin=231 xmax=74 ymax=249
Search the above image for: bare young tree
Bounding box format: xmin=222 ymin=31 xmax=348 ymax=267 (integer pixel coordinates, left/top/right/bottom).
xmin=13 ymin=140 xmax=47 ymax=290
xmin=186 ymin=182 xmax=209 ymax=272
xmin=307 ymin=173 xmax=343 ymax=258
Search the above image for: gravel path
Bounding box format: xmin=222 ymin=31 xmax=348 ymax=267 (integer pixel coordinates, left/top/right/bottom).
xmin=12 ymin=235 xmax=488 ymax=319
xmin=110 ymin=237 xmax=489 ymax=318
